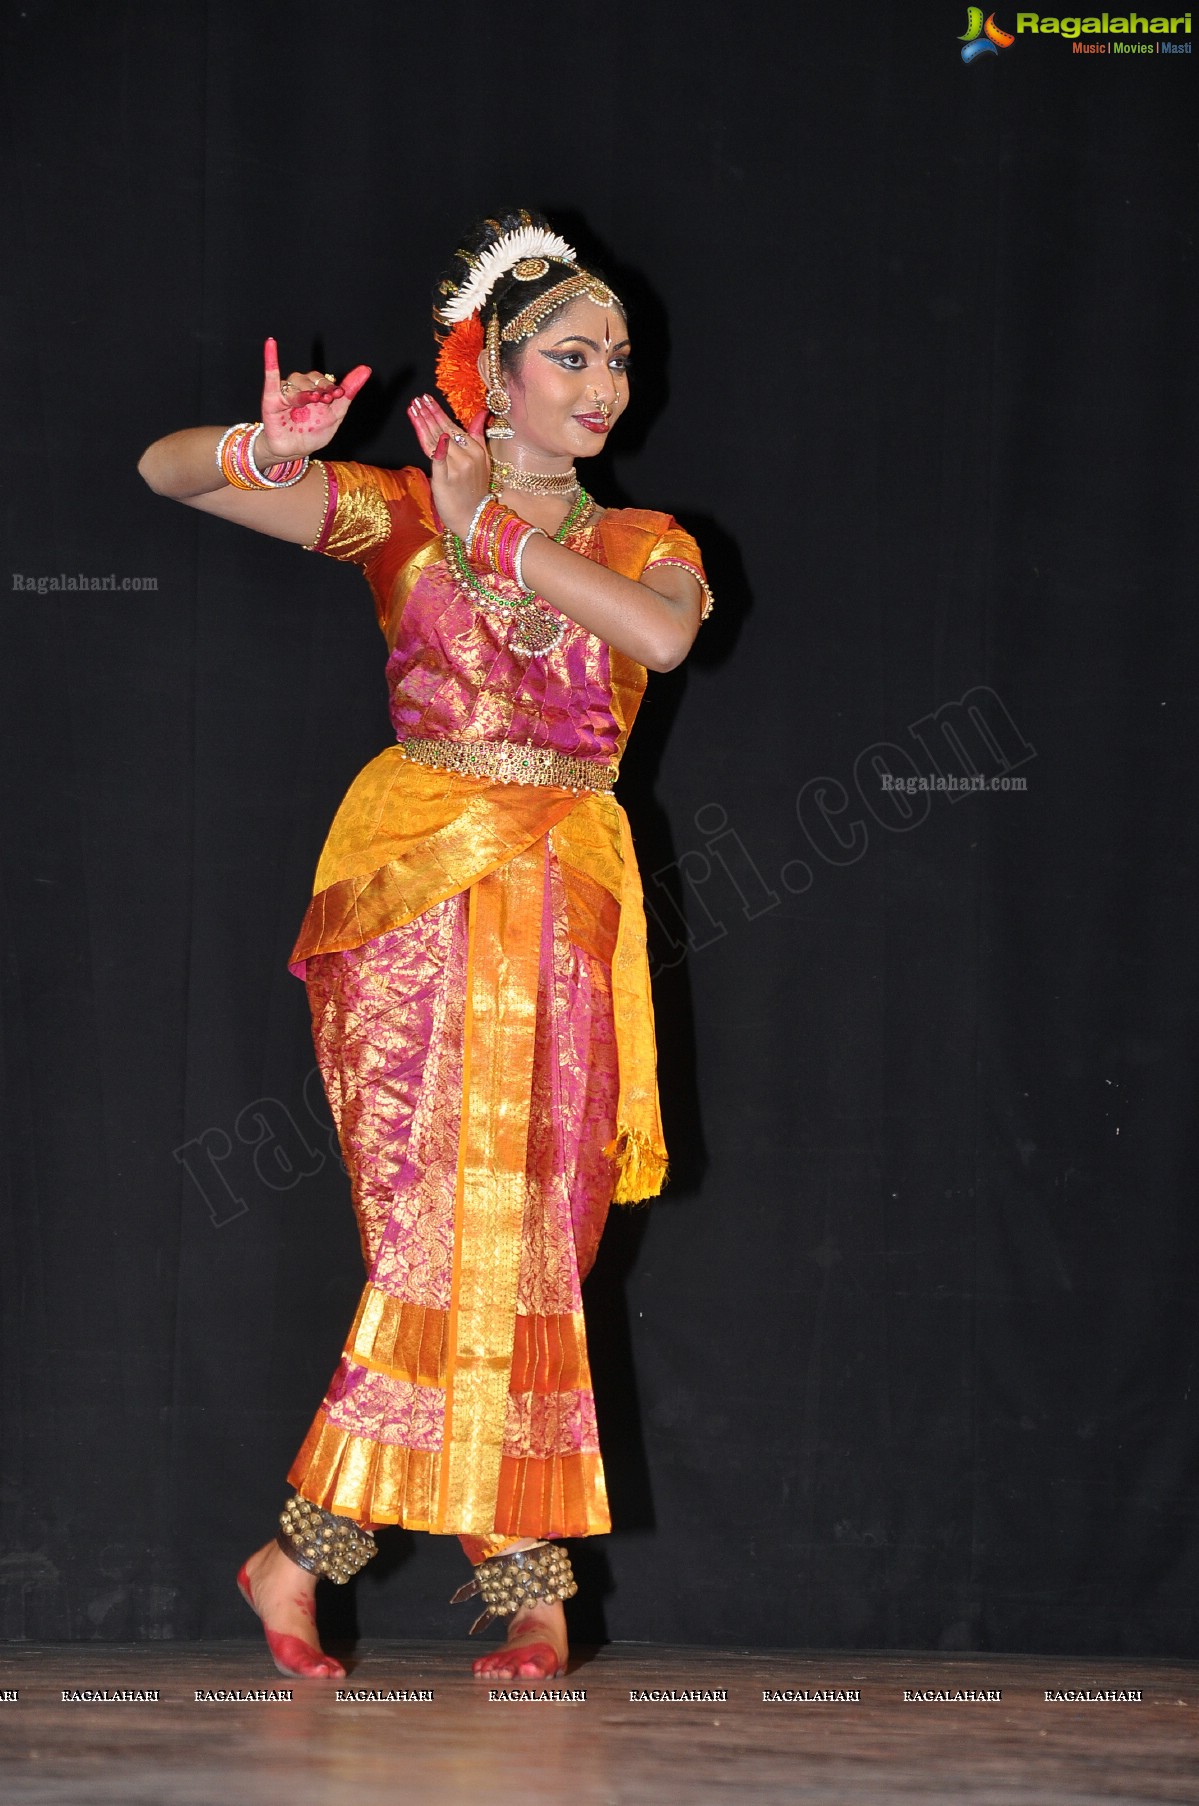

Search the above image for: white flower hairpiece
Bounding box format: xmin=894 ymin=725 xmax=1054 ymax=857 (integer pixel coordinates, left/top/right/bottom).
xmin=437 ymin=226 xmax=577 ymax=325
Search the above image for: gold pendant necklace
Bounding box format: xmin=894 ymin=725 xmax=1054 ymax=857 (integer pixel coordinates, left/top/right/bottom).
xmin=443 ymin=491 xmax=594 ymax=657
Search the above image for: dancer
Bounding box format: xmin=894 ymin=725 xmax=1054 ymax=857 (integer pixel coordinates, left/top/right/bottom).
xmin=138 ymin=208 xmax=713 ymax=1681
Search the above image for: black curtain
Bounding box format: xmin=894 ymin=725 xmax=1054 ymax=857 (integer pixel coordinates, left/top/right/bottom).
xmin=2 ymin=1 xmax=1195 ymax=1653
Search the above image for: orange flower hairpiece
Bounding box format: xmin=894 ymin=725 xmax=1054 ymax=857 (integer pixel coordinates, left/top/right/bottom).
xmin=434 ymin=314 xmax=486 ymax=428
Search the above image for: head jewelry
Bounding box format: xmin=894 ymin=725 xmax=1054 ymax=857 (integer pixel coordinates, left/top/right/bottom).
xmin=434 ymin=218 xmax=623 ymax=427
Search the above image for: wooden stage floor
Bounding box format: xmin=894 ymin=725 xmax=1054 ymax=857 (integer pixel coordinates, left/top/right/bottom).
xmin=0 ymin=1642 xmax=1193 ymax=1804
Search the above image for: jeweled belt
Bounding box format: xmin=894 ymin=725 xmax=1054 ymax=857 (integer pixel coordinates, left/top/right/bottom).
xmin=397 ymin=735 xmax=618 ymax=794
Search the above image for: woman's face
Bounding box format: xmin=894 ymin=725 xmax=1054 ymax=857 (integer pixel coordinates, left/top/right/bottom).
xmin=499 ymin=296 xmax=631 ymax=460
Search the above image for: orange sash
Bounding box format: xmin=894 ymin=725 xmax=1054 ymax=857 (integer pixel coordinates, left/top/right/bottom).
xmin=289 ymin=754 xmax=668 ymax=1206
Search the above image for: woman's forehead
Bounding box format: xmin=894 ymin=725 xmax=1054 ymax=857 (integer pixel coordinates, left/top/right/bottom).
xmin=532 ymin=295 xmax=629 ymax=347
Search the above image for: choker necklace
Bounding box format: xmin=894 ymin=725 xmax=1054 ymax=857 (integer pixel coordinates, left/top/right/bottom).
xmin=489 ymin=459 xmax=579 ymax=497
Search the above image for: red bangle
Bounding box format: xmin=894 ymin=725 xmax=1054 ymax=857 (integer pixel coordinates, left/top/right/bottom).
xmin=465 ymin=497 xmax=534 ymax=584
xmin=216 ymin=422 xmax=308 ymax=490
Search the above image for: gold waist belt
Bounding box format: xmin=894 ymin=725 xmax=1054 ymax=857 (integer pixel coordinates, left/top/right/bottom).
xmin=397 ymin=735 xmax=618 ymax=794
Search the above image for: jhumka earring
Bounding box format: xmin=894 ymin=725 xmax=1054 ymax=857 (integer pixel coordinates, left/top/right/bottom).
xmin=484 ymin=311 xmax=514 ymax=440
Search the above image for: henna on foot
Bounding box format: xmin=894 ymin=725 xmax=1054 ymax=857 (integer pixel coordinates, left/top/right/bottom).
xmin=471 ymin=1599 xmax=569 ymax=1681
xmin=237 ymin=1540 xmax=345 ymax=1680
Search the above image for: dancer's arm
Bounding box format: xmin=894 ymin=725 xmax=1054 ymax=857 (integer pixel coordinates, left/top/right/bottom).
xmin=517 ymin=538 xmax=703 ymax=674
xmin=137 ymin=338 xmax=371 ymax=546
xmin=409 ymin=395 xmax=705 ymax=675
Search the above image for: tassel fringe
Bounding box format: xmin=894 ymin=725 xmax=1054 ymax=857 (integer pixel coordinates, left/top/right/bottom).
xmin=603 ymin=1126 xmax=669 ymax=1205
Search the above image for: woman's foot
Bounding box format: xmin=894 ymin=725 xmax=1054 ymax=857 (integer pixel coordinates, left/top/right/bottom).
xmin=471 ymin=1599 xmax=568 ymax=1681
xmin=237 ymin=1540 xmax=346 ymax=1680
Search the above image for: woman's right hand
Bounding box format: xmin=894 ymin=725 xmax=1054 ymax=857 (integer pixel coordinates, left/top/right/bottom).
xmin=258 ymin=336 xmax=372 ymax=464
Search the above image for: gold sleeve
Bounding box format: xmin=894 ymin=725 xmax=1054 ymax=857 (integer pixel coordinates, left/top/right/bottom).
xmin=304 ymin=460 xmax=395 ymax=565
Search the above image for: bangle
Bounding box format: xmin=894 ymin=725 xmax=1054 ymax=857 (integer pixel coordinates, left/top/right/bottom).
xmin=218 ymin=422 xmax=268 ymax=489
xmin=246 ymin=425 xmax=309 ymax=488
xmin=465 ymin=497 xmax=538 ymax=585
xmin=216 ymin=421 xmax=309 ymax=490
xmin=511 ymin=526 xmax=545 ymax=594
xmin=215 ymin=422 xmax=254 ymax=484
xmin=466 ymin=496 xmax=508 ymax=571
xmin=463 ymin=494 xmax=493 ymax=552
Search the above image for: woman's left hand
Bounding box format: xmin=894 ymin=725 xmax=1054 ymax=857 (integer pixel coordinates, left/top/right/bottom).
xmin=407 ymin=394 xmax=490 ymax=535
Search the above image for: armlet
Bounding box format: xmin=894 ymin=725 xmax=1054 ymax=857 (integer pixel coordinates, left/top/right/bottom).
xmin=643 ymin=555 xmax=714 ymax=622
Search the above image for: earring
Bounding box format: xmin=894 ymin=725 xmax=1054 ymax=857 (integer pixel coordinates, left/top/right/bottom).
xmin=484 ymin=313 xmax=514 ymax=440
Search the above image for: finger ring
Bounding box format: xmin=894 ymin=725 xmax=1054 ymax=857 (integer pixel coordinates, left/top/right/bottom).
xmin=280 ymin=380 xmax=292 ymax=394
xmin=323 ymin=373 xmax=335 ymax=382
xmin=453 ymin=432 xmax=467 ymax=446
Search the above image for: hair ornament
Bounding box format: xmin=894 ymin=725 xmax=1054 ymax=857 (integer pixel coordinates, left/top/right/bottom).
xmin=433 ymin=313 xmax=487 ymax=428
xmin=500 ymin=272 xmax=622 ymax=345
xmin=436 ymin=226 xmax=577 ymax=325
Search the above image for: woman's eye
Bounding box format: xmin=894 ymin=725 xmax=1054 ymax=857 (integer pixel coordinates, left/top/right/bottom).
xmin=544 ymin=350 xmax=629 ymax=373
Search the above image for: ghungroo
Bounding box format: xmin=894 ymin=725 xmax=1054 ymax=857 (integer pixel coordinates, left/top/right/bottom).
xmin=276 ymin=1495 xmax=377 ymax=1584
xmin=450 ymin=1540 xmax=578 ymax=1635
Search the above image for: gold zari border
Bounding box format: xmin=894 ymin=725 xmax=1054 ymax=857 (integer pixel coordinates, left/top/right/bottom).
xmin=434 ymin=838 xmax=547 ymax=1534
xmin=289 ymin=1413 xmax=610 ymax=1538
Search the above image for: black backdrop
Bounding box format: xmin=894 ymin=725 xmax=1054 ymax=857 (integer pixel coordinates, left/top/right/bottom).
xmin=2 ymin=1 xmax=1196 ymax=1656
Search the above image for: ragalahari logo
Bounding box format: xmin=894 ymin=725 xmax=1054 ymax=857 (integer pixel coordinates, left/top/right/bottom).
xmin=960 ymin=8 xmax=1016 ymax=58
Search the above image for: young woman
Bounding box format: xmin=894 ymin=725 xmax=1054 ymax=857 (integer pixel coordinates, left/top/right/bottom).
xmin=139 ymin=208 xmax=713 ymax=1683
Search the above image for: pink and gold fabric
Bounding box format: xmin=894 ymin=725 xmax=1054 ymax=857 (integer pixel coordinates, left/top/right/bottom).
xmin=286 ymin=462 xmax=709 ymax=1542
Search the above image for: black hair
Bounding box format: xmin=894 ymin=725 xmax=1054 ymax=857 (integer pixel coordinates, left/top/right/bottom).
xmin=435 ymin=207 xmax=624 ymax=368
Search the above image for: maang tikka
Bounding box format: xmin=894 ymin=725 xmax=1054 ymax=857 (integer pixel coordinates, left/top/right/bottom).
xmin=484 ymin=311 xmax=514 ymax=440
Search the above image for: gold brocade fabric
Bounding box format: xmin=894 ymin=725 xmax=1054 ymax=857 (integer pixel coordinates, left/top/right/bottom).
xmin=288 ymin=852 xmax=617 ymax=1538
xmin=438 ymin=839 xmax=544 ymax=1531
xmin=324 ymin=480 xmax=392 ymax=563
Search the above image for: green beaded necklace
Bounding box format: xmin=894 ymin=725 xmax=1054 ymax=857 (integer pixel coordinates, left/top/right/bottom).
xmin=443 ymin=488 xmax=593 ymax=620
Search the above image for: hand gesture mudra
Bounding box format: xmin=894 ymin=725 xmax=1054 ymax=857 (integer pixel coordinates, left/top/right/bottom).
xmin=406 ymin=393 xmax=490 ymax=537
xmin=258 ymin=336 xmax=372 ymax=464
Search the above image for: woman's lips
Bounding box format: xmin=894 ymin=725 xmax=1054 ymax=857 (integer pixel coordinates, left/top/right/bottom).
xmin=573 ymin=413 xmax=610 ymax=434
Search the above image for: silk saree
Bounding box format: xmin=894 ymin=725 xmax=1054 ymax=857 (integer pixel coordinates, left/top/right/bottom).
xmin=283 ymin=463 xmax=708 ymax=1549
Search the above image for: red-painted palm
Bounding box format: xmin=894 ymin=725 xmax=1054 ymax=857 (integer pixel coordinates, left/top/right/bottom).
xmin=257 ymin=335 xmax=372 ymax=464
